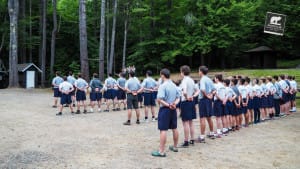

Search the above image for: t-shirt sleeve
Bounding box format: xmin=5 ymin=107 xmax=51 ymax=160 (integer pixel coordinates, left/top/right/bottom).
xmin=157 ymin=86 xmax=165 ymax=100
xmin=200 ymin=79 xmax=205 ymax=91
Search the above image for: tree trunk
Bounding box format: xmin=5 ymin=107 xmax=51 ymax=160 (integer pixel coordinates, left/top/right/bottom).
xmin=93 ymin=0 xmax=99 ymax=37
xmin=29 ymin=0 xmax=32 ymax=62
xmin=108 ymin=0 xmax=117 ymax=74
xmin=8 ymin=0 xmax=19 ymax=87
xmin=40 ymin=0 xmax=47 ymax=87
xmin=106 ymin=0 xmax=110 ymax=76
xmin=99 ymin=0 xmax=106 ymax=81
xmin=19 ymin=0 xmax=26 ymax=63
xmin=50 ymin=0 xmax=57 ymax=76
xmin=122 ymin=4 xmax=128 ymax=69
xmin=79 ymin=0 xmax=90 ymax=81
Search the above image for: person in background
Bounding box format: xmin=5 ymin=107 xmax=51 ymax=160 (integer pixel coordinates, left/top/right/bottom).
xmin=104 ymin=73 xmax=118 ymax=112
xmin=252 ymin=79 xmax=262 ymax=124
xmin=151 ymin=68 xmax=180 ymax=157
xmin=231 ymin=78 xmax=241 ymax=130
xmin=116 ymin=72 xmax=127 ymax=111
xmin=238 ymin=78 xmax=249 ymax=127
xmin=224 ymin=79 xmax=237 ymax=132
xmin=289 ymin=76 xmax=297 ymax=112
xmin=56 ymin=76 xmax=74 ymax=116
xmin=75 ymin=73 xmax=89 ymax=114
xmin=142 ymin=70 xmax=158 ymax=122
xmin=197 ymin=66 xmax=216 ymax=143
xmin=52 ymin=71 xmax=64 ymax=108
xmin=279 ymin=75 xmax=289 ymax=115
xmin=89 ymin=73 xmax=103 ymax=113
xmin=67 ymin=71 xmax=76 ymax=107
xmin=266 ymin=76 xmax=276 ymax=119
xmin=123 ymin=71 xmax=143 ymax=125
xmin=179 ymin=65 xmax=199 ymax=147
xmin=273 ymin=75 xmax=282 ymax=117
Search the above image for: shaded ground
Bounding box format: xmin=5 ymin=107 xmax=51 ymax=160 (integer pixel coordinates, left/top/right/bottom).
xmin=0 ymin=88 xmax=299 ymax=169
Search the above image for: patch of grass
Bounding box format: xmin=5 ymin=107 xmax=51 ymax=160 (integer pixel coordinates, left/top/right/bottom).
xmin=277 ymin=59 xmax=300 ymax=68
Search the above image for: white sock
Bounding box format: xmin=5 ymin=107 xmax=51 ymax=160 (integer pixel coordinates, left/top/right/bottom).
xmin=217 ymin=129 xmax=221 ymax=134
xmin=209 ymin=132 xmax=214 ymax=135
xmin=200 ymin=135 xmax=205 ymax=139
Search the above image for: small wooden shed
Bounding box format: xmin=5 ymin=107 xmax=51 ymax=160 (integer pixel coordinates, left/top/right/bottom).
xmin=244 ymin=46 xmax=277 ymax=69
xmin=18 ymin=63 xmax=42 ymax=88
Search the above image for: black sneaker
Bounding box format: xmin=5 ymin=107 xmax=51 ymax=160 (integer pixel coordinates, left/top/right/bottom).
xmin=190 ymin=140 xmax=195 ymax=145
xmin=83 ymin=110 xmax=87 ymax=114
xmin=76 ymin=110 xmax=80 ymax=114
xmin=71 ymin=112 xmax=75 ymax=115
xmin=104 ymin=109 xmax=109 ymax=112
xmin=180 ymin=141 xmax=189 ymax=148
xmin=123 ymin=107 xmax=127 ymax=110
xmin=136 ymin=120 xmax=140 ymax=124
xmin=52 ymin=105 xmax=57 ymax=108
xmin=73 ymin=104 xmax=76 ymax=107
xmin=123 ymin=121 xmax=131 ymax=125
xmin=56 ymin=112 xmax=62 ymax=116
xmin=117 ymin=108 xmax=121 ymax=111
xmin=207 ymin=134 xmax=215 ymax=139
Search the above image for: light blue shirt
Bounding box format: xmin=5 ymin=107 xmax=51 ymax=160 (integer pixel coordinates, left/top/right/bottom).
xmin=157 ymin=80 xmax=180 ymax=105
xmin=75 ymin=78 xmax=88 ymax=89
xmin=142 ymin=77 xmax=157 ymax=92
xmin=52 ymin=76 xmax=64 ymax=88
xmin=117 ymin=77 xmax=126 ymax=88
xmin=274 ymin=82 xmax=282 ymax=98
xmin=67 ymin=75 xmax=76 ymax=85
xmin=105 ymin=77 xmax=117 ymax=89
xmin=59 ymin=81 xmax=74 ymax=92
xmin=125 ymin=77 xmax=141 ymax=91
xmin=199 ymin=75 xmax=215 ymax=99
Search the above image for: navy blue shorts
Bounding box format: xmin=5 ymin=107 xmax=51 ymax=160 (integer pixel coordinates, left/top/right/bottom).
xmin=261 ymin=96 xmax=268 ymax=108
xmin=90 ymin=92 xmax=102 ymax=101
xmin=213 ymin=100 xmax=224 ymax=117
xmin=267 ymin=95 xmax=274 ymax=108
xmin=291 ymin=93 xmax=296 ymax=101
xmin=247 ymin=98 xmax=253 ymax=110
xmin=199 ymin=98 xmax=213 ymax=118
xmin=193 ymin=96 xmax=199 ymax=105
xmin=143 ymin=93 xmax=156 ymax=106
xmin=152 ymin=91 xmax=158 ymax=100
xmin=225 ymin=101 xmax=234 ymax=115
xmin=282 ymin=92 xmax=289 ymax=103
xmin=53 ymin=88 xmax=61 ymax=97
xmin=138 ymin=93 xmax=143 ymax=102
xmin=253 ymin=97 xmax=260 ymax=109
xmin=158 ymin=107 xmax=177 ymax=131
xmin=61 ymin=94 xmax=72 ymax=105
xmin=232 ymin=103 xmax=239 ymax=116
xmin=241 ymin=98 xmax=247 ymax=114
xmin=106 ymin=89 xmax=116 ymax=100
xmin=180 ymin=101 xmax=196 ymax=121
xmin=117 ymin=90 xmax=126 ymax=100
xmin=76 ymin=90 xmax=86 ymax=101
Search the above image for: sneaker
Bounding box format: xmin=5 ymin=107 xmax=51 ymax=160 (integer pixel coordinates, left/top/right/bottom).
xmin=123 ymin=121 xmax=131 ymax=125
xmin=207 ymin=134 xmax=215 ymax=139
xmin=123 ymin=107 xmax=127 ymax=110
xmin=52 ymin=105 xmax=57 ymax=108
xmin=143 ymin=119 xmax=149 ymax=123
xmin=83 ymin=110 xmax=87 ymax=114
xmin=76 ymin=110 xmax=81 ymax=114
xmin=98 ymin=108 xmax=102 ymax=112
xmin=104 ymin=109 xmax=109 ymax=112
xmin=190 ymin=140 xmax=195 ymax=145
xmin=71 ymin=112 xmax=75 ymax=115
xmin=151 ymin=150 xmax=166 ymax=157
xmin=56 ymin=112 xmax=62 ymax=116
xmin=180 ymin=142 xmax=189 ymax=148
xmin=90 ymin=108 xmax=94 ymax=113
xmin=152 ymin=118 xmax=157 ymax=122
xmin=216 ymin=133 xmax=222 ymax=138
xmin=116 ymin=108 xmax=121 ymax=111
xmin=136 ymin=120 xmax=140 ymax=124
xmin=169 ymin=146 xmax=178 ymax=152
xmin=197 ymin=137 xmax=205 ymax=143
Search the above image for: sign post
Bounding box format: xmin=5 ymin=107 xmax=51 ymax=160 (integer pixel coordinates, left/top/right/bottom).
xmin=264 ymin=12 xmax=286 ymax=36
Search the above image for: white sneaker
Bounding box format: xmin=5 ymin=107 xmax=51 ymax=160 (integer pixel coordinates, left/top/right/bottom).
xmin=98 ymin=108 xmax=102 ymax=112
xmin=152 ymin=118 xmax=157 ymax=122
xmin=90 ymin=108 xmax=94 ymax=113
xmin=143 ymin=119 xmax=149 ymax=123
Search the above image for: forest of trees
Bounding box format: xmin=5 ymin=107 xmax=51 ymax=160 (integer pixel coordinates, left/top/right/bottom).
xmin=1 ymin=0 xmax=300 ymax=87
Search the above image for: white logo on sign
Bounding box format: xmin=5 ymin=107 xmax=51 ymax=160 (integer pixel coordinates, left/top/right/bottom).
xmin=270 ymin=16 xmax=281 ymax=25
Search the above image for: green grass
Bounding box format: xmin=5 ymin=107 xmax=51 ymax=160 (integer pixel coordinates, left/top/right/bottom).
xmin=277 ymin=59 xmax=300 ymax=68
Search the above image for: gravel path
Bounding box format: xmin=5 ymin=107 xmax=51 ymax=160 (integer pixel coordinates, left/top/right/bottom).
xmin=0 ymin=88 xmax=299 ymax=169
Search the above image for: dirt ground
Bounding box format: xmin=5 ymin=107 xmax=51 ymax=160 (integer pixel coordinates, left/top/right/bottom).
xmin=0 ymin=88 xmax=299 ymax=169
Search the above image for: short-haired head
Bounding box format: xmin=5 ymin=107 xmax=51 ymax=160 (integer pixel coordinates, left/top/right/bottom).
xmin=160 ymin=68 xmax=170 ymax=79
xmin=180 ymin=65 xmax=191 ymax=76
xmin=199 ymin=65 xmax=208 ymax=75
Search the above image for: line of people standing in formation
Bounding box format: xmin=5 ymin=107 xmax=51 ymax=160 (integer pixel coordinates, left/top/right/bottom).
xmin=51 ymin=65 xmax=298 ymax=157
xmin=51 ymin=70 xmax=159 ymax=122
xmin=150 ymin=66 xmax=297 ymax=157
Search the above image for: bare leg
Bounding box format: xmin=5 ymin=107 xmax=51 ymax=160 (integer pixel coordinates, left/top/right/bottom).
xmin=189 ymin=120 xmax=195 ymax=140
xmin=182 ymin=121 xmax=189 ymax=141
xmin=172 ymin=129 xmax=179 ymax=147
xmin=159 ymin=131 xmax=167 ymax=153
xmin=151 ymin=106 xmax=156 ymax=118
xmin=200 ymin=118 xmax=206 ymax=135
xmin=207 ymin=117 xmax=214 ymax=132
xmin=135 ymin=109 xmax=140 ymax=120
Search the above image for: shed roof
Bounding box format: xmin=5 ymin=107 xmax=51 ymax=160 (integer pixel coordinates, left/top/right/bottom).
xmin=17 ymin=63 xmax=42 ymax=73
xmin=244 ymin=46 xmax=274 ymax=53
